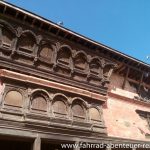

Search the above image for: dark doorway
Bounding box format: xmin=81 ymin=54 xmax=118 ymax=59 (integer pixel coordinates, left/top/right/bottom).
xmin=0 ymin=137 xmax=32 ymax=150
xmin=42 ymin=141 xmax=74 ymax=150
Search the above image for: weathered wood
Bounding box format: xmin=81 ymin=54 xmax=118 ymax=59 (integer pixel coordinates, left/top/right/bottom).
xmin=33 ymin=135 xmax=41 ymax=150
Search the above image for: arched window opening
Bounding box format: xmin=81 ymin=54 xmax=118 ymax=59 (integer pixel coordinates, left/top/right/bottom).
xmin=72 ymin=101 xmax=86 ymax=121
xmin=89 ymin=107 xmax=101 ymax=123
xmin=52 ymin=95 xmax=68 ymax=118
xmin=74 ymin=53 xmax=87 ymax=70
xmin=57 ymin=47 xmax=72 ymax=66
xmin=31 ymin=94 xmax=47 ymax=112
xmin=17 ymin=33 xmax=36 ymax=53
xmin=1 ymin=28 xmax=15 ymax=49
xmin=4 ymin=90 xmax=23 ymax=107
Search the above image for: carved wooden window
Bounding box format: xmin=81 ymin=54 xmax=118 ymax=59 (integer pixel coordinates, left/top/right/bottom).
xmin=57 ymin=47 xmax=72 ymax=66
xmin=90 ymin=59 xmax=102 ymax=76
xmin=103 ymin=64 xmax=112 ymax=78
xmin=4 ymin=90 xmax=23 ymax=107
xmin=31 ymin=94 xmax=47 ymax=112
xmin=39 ymin=44 xmax=53 ymax=61
xmin=52 ymin=95 xmax=67 ymax=117
xmin=89 ymin=107 xmax=101 ymax=122
xmin=74 ymin=53 xmax=87 ymax=70
xmin=1 ymin=28 xmax=15 ymax=49
xmin=72 ymin=102 xmax=86 ymax=121
xmin=18 ymin=33 xmax=36 ymax=53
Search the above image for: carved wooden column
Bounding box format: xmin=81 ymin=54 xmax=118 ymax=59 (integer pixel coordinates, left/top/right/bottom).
xmin=33 ymin=135 xmax=41 ymax=150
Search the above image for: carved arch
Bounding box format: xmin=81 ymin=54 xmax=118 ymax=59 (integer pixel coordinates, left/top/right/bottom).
xmin=89 ymin=57 xmax=103 ymax=76
xmin=17 ymin=30 xmax=37 ymax=54
xmin=4 ymin=89 xmax=23 ymax=107
xmin=71 ymin=97 xmax=87 ymax=121
xmin=57 ymin=45 xmax=73 ymax=66
xmin=52 ymin=94 xmax=69 ymax=117
xmin=74 ymin=51 xmax=88 ymax=71
xmin=89 ymin=106 xmax=102 ymax=122
xmin=103 ymin=63 xmax=115 ymax=79
xmin=38 ymin=40 xmax=54 ymax=62
xmin=0 ymin=20 xmax=17 ymax=49
xmin=30 ymin=89 xmax=49 ymax=112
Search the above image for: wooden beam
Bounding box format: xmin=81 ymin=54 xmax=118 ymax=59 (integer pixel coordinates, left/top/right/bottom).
xmin=127 ymin=78 xmax=150 ymax=89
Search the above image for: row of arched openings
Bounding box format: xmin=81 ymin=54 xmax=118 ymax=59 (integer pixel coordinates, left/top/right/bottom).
xmin=3 ymin=89 xmax=102 ymax=122
xmin=0 ymin=20 xmax=113 ymax=78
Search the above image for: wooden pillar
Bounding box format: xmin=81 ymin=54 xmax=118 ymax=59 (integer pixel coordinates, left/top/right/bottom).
xmin=122 ymin=67 xmax=130 ymax=89
xmin=33 ymin=135 xmax=41 ymax=150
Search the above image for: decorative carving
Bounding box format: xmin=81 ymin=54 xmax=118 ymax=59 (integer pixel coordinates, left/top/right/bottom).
xmin=89 ymin=58 xmax=102 ymax=76
xmin=57 ymin=45 xmax=72 ymax=67
xmin=52 ymin=94 xmax=68 ymax=118
xmin=0 ymin=19 xmax=116 ymax=95
xmin=0 ymin=20 xmax=16 ymax=50
xmin=39 ymin=43 xmax=53 ymax=62
xmin=30 ymin=91 xmax=48 ymax=112
xmin=17 ymin=31 xmax=36 ymax=54
xmin=1 ymin=82 xmax=106 ymax=133
xmin=72 ymin=98 xmax=87 ymax=121
xmin=74 ymin=51 xmax=88 ymax=71
xmin=4 ymin=90 xmax=23 ymax=107
xmin=89 ymin=107 xmax=101 ymax=122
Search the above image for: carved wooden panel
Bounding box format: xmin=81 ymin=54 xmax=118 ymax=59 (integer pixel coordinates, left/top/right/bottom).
xmin=53 ymin=100 xmax=67 ymax=115
xmin=4 ymin=90 xmax=23 ymax=107
xmin=57 ymin=46 xmax=71 ymax=66
xmin=103 ymin=64 xmax=112 ymax=78
xmin=1 ymin=28 xmax=15 ymax=49
xmin=39 ymin=44 xmax=53 ymax=60
xmin=0 ymin=19 xmax=116 ymax=95
xmin=74 ymin=52 xmax=87 ymax=70
xmin=90 ymin=58 xmax=102 ymax=76
xmin=52 ymin=95 xmax=67 ymax=118
xmin=17 ymin=33 xmax=35 ymax=53
xmin=89 ymin=107 xmax=101 ymax=122
xmin=72 ymin=103 xmax=85 ymax=121
xmin=31 ymin=95 xmax=47 ymax=111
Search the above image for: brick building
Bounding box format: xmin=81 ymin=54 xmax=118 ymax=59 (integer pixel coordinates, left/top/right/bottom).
xmin=0 ymin=1 xmax=149 ymax=150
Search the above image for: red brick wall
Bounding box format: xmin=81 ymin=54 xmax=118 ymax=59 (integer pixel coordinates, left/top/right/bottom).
xmin=103 ymin=93 xmax=150 ymax=141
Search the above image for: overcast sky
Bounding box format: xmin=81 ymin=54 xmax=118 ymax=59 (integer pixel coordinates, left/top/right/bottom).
xmin=6 ymin=0 xmax=150 ymax=64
